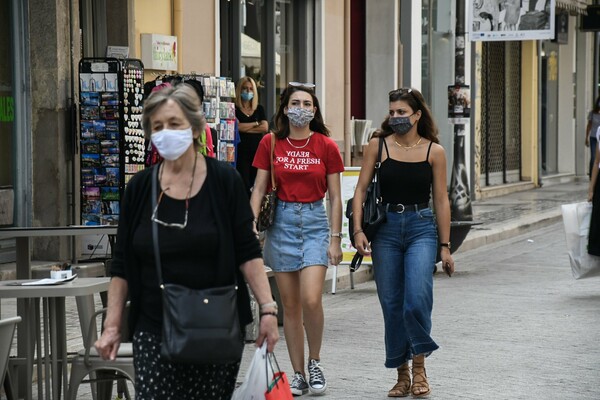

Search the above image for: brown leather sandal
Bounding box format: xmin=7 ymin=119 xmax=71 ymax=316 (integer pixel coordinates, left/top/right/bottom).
xmin=411 ymin=358 xmax=431 ymax=397
xmin=388 ymin=363 xmax=411 ymax=397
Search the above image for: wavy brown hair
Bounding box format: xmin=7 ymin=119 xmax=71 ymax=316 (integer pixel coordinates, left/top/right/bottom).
xmin=373 ymin=88 xmax=439 ymax=144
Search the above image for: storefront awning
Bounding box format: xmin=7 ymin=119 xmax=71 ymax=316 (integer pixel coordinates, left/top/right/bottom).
xmin=556 ymin=0 xmax=591 ymax=15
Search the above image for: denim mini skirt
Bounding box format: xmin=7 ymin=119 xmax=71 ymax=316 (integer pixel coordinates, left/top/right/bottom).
xmin=263 ymin=200 xmax=330 ymax=272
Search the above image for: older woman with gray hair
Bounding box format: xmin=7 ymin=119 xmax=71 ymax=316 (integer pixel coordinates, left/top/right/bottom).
xmin=95 ymin=84 xmax=278 ymax=399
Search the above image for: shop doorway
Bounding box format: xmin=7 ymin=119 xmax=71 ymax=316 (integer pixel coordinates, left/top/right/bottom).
xmin=480 ymin=41 xmax=522 ymax=187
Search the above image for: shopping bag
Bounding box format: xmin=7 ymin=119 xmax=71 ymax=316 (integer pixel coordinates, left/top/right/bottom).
xmin=265 ymin=353 xmax=293 ymax=400
xmin=231 ymin=341 xmax=273 ymax=400
xmin=561 ymin=202 xmax=600 ymax=279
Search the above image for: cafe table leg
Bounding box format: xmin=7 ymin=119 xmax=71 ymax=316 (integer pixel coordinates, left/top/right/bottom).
xmin=16 ymin=298 xmax=36 ymax=400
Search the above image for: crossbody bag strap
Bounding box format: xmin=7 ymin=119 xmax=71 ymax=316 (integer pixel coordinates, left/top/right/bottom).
xmin=269 ymin=133 xmax=277 ymax=190
xmin=374 ymin=137 xmax=384 ymax=201
xmin=151 ymin=164 xmax=164 ymax=286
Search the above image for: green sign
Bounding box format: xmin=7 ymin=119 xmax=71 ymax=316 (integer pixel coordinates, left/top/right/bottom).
xmin=0 ymin=96 xmax=14 ymax=122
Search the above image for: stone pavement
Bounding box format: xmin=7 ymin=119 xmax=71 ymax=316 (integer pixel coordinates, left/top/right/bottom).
xmin=0 ymin=178 xmax=594 ymax=399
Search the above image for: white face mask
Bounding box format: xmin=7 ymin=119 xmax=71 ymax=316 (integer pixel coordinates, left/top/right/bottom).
xmin=151 ymin=127 xmax=194 ymax=160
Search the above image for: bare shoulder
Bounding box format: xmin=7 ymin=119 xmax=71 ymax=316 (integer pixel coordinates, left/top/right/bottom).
xmin=428 ymin=142 xmax=447 ymax=164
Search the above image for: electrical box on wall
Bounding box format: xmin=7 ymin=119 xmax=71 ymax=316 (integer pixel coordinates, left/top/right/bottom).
xmin=141 ymin=34 xmax=178 ymax=71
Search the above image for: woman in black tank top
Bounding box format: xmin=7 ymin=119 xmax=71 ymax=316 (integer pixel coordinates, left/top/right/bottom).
xmin=351 ymin=88 xmax=454 ymax=398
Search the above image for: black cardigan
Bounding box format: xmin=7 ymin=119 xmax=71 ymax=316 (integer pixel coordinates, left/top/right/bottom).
xmin=110 ymin=157 xmax=261 ymax=338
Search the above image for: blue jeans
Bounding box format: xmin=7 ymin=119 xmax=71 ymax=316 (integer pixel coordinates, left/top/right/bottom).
xmin=371 ymin=208 xmax=440 ymax=368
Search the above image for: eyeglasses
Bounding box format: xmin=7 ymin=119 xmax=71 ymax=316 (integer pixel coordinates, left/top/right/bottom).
xmin=151 ymin=190 xmax=189 ymax=229
xmin=288 ymin=82 xmax=316 ymax=90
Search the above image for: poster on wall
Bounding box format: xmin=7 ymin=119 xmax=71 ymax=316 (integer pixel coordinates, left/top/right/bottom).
xmin=448 ymin=84 xmax=471 ymax=125
xmin=469 ymin=0 xmax=555 ymax=41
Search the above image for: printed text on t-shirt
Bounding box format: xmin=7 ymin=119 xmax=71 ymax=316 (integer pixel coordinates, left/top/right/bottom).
xmin=277 ymin=151 xmax=322 ymax=170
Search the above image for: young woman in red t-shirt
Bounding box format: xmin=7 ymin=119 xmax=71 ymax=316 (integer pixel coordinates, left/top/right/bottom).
xmin=251 ymin=83 xmax=344 ymax=396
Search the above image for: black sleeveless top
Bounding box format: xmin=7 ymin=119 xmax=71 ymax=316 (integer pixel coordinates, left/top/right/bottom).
xmin=379 ymin=139 xmax=433 ymax=205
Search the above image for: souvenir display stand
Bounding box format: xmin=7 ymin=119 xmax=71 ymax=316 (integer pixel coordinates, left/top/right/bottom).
xmin=78 ymin=57 xmax=145 ymax=226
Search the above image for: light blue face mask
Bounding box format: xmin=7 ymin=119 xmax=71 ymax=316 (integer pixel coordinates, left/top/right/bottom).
xmin=240 ymin=91 xmax=254 ymax=101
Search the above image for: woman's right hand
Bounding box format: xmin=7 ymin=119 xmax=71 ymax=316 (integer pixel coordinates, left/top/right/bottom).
xmin=354 ymin=232 xmax=371 ymax=256
xmin=256 ymin=314 xmax=279 ymax=353
xmin=94 ymin=326 xmax=122 ymax=361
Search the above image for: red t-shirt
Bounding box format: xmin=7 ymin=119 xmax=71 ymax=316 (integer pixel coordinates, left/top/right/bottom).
xmin=253 ymin=132 xmax=345 ymax=203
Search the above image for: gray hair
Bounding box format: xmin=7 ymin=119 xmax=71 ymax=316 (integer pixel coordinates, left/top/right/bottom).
xmin=142 ymin=84 xmax=206 ymax=143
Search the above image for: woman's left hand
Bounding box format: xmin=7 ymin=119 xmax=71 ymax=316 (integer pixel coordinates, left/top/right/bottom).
xmin=328 ymin=241 xmax=343 ymax=266
xmin=440 ymin=248 xmax=455 ymax=277
xmin=256 ymin=314 xmax=279 ymax=353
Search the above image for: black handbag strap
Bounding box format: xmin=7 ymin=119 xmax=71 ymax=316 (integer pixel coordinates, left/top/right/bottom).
xmin=151 ymin=165 xmax=165 ymax=286
xmin=373 ymin=137 xmax=384 ymax=202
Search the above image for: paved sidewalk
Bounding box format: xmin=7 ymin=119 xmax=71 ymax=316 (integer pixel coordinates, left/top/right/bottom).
xmin=0 ymin=178 xmax=592 ymax=399
xmin=327 ymin=179 xmax=590 ymax=291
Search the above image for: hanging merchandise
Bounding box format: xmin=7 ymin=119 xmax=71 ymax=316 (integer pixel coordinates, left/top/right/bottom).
xmin=78 ymin=58 xmax=145 ymax=226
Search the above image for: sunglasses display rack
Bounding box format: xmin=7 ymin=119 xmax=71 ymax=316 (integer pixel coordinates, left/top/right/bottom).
xmin=78 ymin=57 xmax=145 ymax=226
xmin=200 ymin=76 xmax=239 ymax=166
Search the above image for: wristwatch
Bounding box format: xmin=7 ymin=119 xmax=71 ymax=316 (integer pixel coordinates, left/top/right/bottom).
xmin=439 ymin=242 xmax=451 ymax=250
xmin=330 ymin=232 xmax=344 ymax=238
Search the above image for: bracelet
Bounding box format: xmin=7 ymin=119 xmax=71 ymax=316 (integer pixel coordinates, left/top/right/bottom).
xmin=260 ymin=311 xmax=278 ymax=318
xmin=353 ymin=229 xmax=363 ymax=236
xmin=259 ymin=301 xmax=278 ymax=310
xmin=329 ymin=232 xmax=343 ymax=238
xmin=253 ymin=218 xmax=257 ymax=224
xmin=255 ymin=121 xmax=259 ymax=126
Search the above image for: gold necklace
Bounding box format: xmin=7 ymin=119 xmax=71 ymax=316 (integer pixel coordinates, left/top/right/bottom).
xmin=286 ymin=132 xmax=313 ymax=149
xmin=394 ymin=137 xmax=422 ymax=151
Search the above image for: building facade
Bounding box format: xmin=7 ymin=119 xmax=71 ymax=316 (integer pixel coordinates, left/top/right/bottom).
xmin=0 ymin=0 xmax=596 ymax=262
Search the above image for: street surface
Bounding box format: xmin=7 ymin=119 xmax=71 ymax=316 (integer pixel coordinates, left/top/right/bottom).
xmin=237 ymin=221 xmax=600 ymax=399
xmin=4 ymin=220 xmax=598 ymax=399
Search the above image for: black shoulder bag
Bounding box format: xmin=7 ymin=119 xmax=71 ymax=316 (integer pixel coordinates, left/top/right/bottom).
xmin=345 ymin=137 xmax=386 ymax=272
xmin=151 ymin=166 xmax=243 ymax=364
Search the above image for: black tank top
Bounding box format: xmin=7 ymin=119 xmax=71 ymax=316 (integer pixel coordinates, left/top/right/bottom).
xmin=379 ymin=139 xmax=433 ymax=205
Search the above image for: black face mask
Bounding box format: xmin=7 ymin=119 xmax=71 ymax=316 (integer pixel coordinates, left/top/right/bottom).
xmin=388 ymin=114 xmax=415 ymax=135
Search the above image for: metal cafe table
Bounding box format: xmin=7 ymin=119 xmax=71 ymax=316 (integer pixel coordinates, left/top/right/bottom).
xmin=0 ymin=226 xmax=116 ymax=400
xmin=0 ymin=277 xmax=110 ymax=400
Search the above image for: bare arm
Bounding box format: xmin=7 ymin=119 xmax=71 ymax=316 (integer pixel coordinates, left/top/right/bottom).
xmin=239 ymin=120 xmax=269 ymax=134
xmin=586 ymin=120 xmax=592 ymax=147
xmin=327 ymin=172 xmax=343 ymax=265
xmin=239 ymin=258 xmax=279 ymax=352
xmin=352 ymin=137 xmax=379 ymax=255
xmin=95 ymin=276 xmax=128 ymax=360
xmin=431 ymin=144 xmax=454 ymax=275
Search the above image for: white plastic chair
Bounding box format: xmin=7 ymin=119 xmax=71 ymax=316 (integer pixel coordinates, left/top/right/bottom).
xmin=0 ymin=316 xmax=22 ymax=400
xmin=67 ymin=305 xmax=134 ymax=400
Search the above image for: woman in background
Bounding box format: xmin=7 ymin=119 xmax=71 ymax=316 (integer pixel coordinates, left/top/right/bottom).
xmin=235 ymin=76 xmax=269 ymax=195
xmin=585 ymin=95 xmax=600 ymax=178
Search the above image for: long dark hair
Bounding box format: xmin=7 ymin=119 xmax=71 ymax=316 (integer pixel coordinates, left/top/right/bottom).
xmin=373 ymin=88 xmax=439 ymax=144
xmin=593 ymin=95 xmax=600 ymax=114
xmin=274 ymin=87 xmax=330 ymax=138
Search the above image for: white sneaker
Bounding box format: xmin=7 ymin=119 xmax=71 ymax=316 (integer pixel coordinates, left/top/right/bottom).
xmin=307 ymin=359 xmax=327 ymax=395
xmin=289 ymin=372 xmax=309 ymax=396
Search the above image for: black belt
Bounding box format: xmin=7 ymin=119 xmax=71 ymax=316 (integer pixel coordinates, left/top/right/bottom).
xmin=383 ymin=202 xmax=430 ymax=213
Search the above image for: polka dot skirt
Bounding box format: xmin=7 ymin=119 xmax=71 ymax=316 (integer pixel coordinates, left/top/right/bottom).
xmin=133 ymin=331 xmax=241 ymax=399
